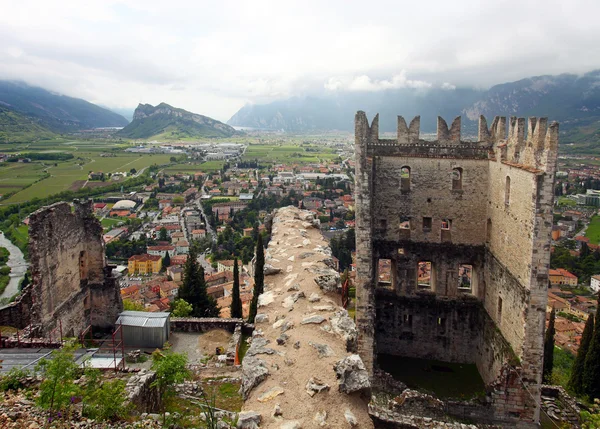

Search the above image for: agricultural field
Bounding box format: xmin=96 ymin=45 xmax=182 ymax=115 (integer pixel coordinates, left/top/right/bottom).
xmin=585 ymin=215 xmax=600 ymax=244
xmin=242 ymin=143 xmax=339 ymax=164
xmin=1 ymin=147 xmax=172 ymax=203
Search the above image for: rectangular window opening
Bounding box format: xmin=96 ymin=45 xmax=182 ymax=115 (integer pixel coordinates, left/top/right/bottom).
xmin=403 ymin=314 xmax=413 ymax=328
xmin=397 ymin=248 xmax=405 ymax=255
xmin=399 ymin=216 xmax=411 ymax=230
xmin=441 ymin=219 xmax=451 ymax=230
xmin=377 ymin=259 xmax=393 ymax=288
xmin=458 ymin=264 xmax=473 ymax=291
xmin=422 ymin=217 xmax=432 ymax=232
xmin=417 ymin=261 xmax=432 ymax=289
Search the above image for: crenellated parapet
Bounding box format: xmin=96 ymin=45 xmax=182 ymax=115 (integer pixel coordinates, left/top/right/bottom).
xmin=355 ymin=112 xmax=558 ymax=172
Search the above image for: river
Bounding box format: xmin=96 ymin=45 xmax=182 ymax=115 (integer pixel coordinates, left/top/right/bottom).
xmin=0 ymin=232 xmax=28 ymax=300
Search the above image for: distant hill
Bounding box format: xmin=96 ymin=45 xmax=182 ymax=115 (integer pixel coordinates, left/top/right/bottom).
xmin=0 ymin=106 xmax=56 ymax=143
xmin=0 ymin=81 xmax=129 ymax=132
xmin=227 ymin=70 xmax=600 ymax=146
xmin=117 ymin=103 xmax=239 ymax=140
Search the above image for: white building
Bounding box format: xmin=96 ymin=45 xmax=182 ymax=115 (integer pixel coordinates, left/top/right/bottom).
xmin=591 ymin=275 xmax=600 ymax=292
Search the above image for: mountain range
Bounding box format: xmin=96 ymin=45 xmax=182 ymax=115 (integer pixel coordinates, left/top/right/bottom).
xmin=0 ymin=81 xmax=129 ymax=133
xmin=227 ymin=70 xmax=600 ymax=142
xmin=117 ymin=103 xmax=239 ymax=140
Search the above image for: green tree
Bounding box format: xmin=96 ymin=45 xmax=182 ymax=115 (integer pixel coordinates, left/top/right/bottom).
xmin=543 ymin=309 xmax=556 ymax=383
xmin=123 ymin=299 xmax=145 ymax=311
xmin=584 ymin=298 xmax=600 ymax=399
xmin=159 ymin=227 xmax=168 ymax=242
xmin=179 ymin=248 xmax=219 ymax=317
xmin=163 ymin=251 xmax=171 ymax=268
xmin=171 ymin=299 xmax=193 ymax=317
xmin=36 ymin=342 xmax=80 ymax=413
xmin=230 ymin=258 xmax=242 ymax=318
xmin=248 ymin=234 xmax=264 ymax=323
xmin=151 ymin=346 xmax=190 ymax=423
xmin=82 ymin=367 xmax=127 ymax=421
xmin=569 ymin=313 xmax=594 ymax=394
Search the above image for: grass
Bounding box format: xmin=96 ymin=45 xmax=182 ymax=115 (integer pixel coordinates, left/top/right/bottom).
xmin=557 ymin=197 xmax=577 ymax=207
xmin=9 ymin=225 xmax=28 ymax=250
xmin=585 ymin=215 xmax=600 ymax=245
xmin=101 ymin=218 xmax=124 ymax=229
xmin=242 ymin=143 xmax=339 ymax=164
xmin=377 ymin=354 xmax=485 ymax=399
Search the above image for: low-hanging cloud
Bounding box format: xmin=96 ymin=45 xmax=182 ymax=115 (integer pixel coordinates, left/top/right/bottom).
xmin=325 ymin=72 xmax=432 ymax=92
xmin=0 ymin=0 xmax=598 ymax=121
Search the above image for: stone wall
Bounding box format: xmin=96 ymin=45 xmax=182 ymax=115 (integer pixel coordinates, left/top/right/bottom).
xmin=354 ymin=112 xmax=558 ymax=427
xmin=0 ymin=200 xmax=123 ymax=337
xmin=126 ymin=370 xmax=161 ymax=414
xmin=170 ymin=317 xmax=244 ymax=333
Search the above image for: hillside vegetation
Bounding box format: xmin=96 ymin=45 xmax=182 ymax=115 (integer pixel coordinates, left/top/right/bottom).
xmin=117 ymin=102 xmax=239 ymax=140
xmin=0 ymin=107 xmax=56 ymax=143
xmin=0 ymin=80 xmax=128 ymax=132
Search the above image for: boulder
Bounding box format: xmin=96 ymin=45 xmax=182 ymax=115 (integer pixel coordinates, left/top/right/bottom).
xmin=237 ymin=411 xmax=262 ymax=429
xmin=301 ymin=315 xmax=326 ymax=325
xmin=305 ymin=377 xmax=330 ymax=397
xmin=312 ymin=267 xmax=340 ymax=292
xmin=254 ymin=314 xmax=269 ymax=324
xmin=258 ymin=386 xmax=285 ymax=403
xmin=334 ymin=354 xmax=371 ymax=395
xmin=264 ymin=264 xmax=282 ymax=276
xmin=309 ymin=341 xmax=334 ymax=358
xmin=239 ymin=356 xmax=269 ymax=400
xmin=330 ymin=310 xmax=358 ymax=352
xmin=344 ymin=409 xmax=358 ymax=427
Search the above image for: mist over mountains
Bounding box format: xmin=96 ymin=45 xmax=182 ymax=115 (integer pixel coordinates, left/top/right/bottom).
xmin=0 ymin=81 xmax=129 ymax=132
xmin=228 ymin=70 xmax=600 ymax=135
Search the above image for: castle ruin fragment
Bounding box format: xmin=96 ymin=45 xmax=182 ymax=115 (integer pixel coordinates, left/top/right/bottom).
xmin=0 ymin=200 xmax=123 ymax=338
xmin=354 ymin=112 xmax=557 ymax=427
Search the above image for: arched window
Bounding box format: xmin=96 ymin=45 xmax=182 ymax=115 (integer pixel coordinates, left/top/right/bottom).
xmin=400 ymin=166 xmax=411 ymax=191
xmin=505 ymin=176 xmax=511 ymax=206
xmin=452 ymin=168 xmax=463 ymax=190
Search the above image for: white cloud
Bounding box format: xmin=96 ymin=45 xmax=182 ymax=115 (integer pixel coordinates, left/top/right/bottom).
xmin=326 ymin=72 xmax=432 ymax=92
xmin=441 ymin=82 xmax=456 ymax=90
xmin=0 ymin=0 xmax=598 ymax=121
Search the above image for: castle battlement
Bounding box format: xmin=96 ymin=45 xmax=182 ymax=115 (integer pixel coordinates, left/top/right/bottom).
xmin=356 ymin=112 xmax=558 ymax=171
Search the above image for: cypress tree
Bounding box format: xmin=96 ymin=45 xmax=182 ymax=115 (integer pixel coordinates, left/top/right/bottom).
xmin=569 ymin=313 xmax=594 ymax=395
xmin=178 ymin=248 xmax=199 ymax=304
xmin=254 ymin=234 xmax=264 ymax=295
xmin=584 ymin=297 xmax=600 ymax=399
xmin=179 ymin=248 xmax=219 ymax=318
xmin=163 ymin=251 xmax=171 ymax=268
xmin=248 ymin=235 xmax=265 ymax=323
xmin=543 ymin=309 xmax=556 ymax=383
xmin=230 ymin=258 xmax=242 ymax=318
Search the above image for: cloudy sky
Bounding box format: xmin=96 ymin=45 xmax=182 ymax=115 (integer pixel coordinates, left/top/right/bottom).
xmin=1 ymin=0 xmax=599 ymax=121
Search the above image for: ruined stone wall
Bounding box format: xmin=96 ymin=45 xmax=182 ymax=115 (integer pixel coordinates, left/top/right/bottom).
xmin=354 ymin=112 xmax=558 ymax=427
xmin=25 ymin=200 xmax=122 ymax=336
xmin=372 ymin=156 xmax=489 ymax=246
xmin=354 ymin=112 xmax=377 ymax=375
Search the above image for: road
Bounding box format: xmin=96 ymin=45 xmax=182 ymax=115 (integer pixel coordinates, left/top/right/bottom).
xmin=196 ymin=195 xmax=216 ymax=243
xmin=0 ymin=232 xmax=29 ymax=301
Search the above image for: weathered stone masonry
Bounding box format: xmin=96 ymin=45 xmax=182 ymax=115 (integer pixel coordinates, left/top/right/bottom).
xmin=0 ymin=200 xmax=123 ymax=337
xmin=354 ymin=112 xmax=558 ymax=426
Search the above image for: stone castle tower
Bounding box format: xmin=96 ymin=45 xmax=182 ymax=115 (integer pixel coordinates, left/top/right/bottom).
xmin=354 ymin=113 xmax=558 ymax=426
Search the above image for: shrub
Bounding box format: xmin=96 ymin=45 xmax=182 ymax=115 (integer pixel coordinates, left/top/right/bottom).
xmin=0 ymin=367 xmax=30 ymax=392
